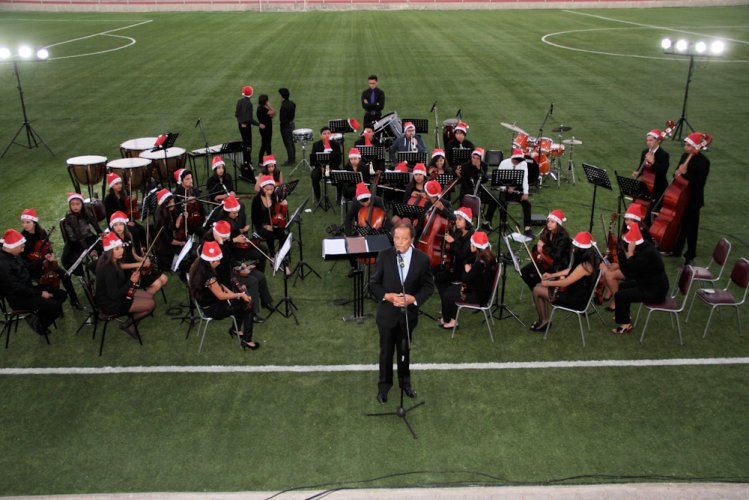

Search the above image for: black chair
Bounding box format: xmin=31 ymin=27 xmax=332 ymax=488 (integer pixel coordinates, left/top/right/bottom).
xmin=485 ymin=150 xmax=503 ymax=167
xmin=80 ymin=278 xmax=142 ymax=356
xmin=0 ymin=293 xmax=50 ymax=348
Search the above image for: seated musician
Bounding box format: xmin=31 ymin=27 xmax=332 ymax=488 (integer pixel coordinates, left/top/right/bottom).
xmin=520 ymin=210 xmax=571 ymax=291
xmin=415 ymin=180 xmax=453 ymax=240
xmin=220 ymin=195 xmax=269 ymax=275
xmin=485 ymin=148 xmax=534 ymax=239
xmin=251 ymin=175 xmax=289 ymax=272
xmin=202 ymin=220 xmax=270 ymax=324
xmin=531 ymin=232 xmax=601 ymax=332
xmin=109 ymin=211 xmax=168 ymax=296
xmin=95 ymin=232 xmax=156 ymax=339
xmin=612 ymin=224 xmax=669 ymax=335
xmin=632 ymin=128 xmax=670 ymax=215
xmin=438 ymin=231 xmax=497 ymax=330
xmin=401 ymin=162 xmax=427 ymax=205
xmin=458 ymin=148 xmax=488 ymax=204
xmin=20 ymin=208 xmax=81 ymax=309
xmin=444 ymin=122 xmax=474 ymax=167
xmin=103 ymin=172 xmax=146 ymax=247
xmin=310 ymin=126 xmax=342 ymax=205
xmin=338 ymin=147 xmax=370 ymax=204
xmin=344 ymin=182 xmax=391 ymax=276
xmin=172 ymin=169 xmax=206 ymax=239
xmin=206 ymin=156 xmax=239 ymax=204
xmin=389 ymin=121 xmax=426 ymax=163
xmin=0 ymin=228 xmax=65 ymax=336
xmin=61 ymin=192 xmax=102 ymax=276
xmin=428 ymin=148 xmax=452 ymax=177
xmin=434 ymin=206 xmax=475 ymax=287
xmin=355 ymin=125 xmax=386 ymax=172
xmin=153 ymin=189 xmax=186 ymax=272
xmin=254 ymin=154 xmax=283 ymax=192
xmin=188 ymin=241 xmax=259 ymax=350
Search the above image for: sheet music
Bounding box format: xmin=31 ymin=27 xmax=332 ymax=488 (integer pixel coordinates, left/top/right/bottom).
xmin=322 ymin=238 xmax=347 ymax=258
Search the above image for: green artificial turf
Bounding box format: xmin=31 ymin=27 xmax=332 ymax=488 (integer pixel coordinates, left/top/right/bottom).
xmin=0 ymin=6 xmax=748 ymax=495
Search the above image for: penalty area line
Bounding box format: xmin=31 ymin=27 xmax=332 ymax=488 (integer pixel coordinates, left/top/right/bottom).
xmin=1 ymin=357 xmax=749 ymax=376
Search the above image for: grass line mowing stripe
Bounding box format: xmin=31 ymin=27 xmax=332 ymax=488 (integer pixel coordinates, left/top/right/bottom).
xmin=2 ymin=357 xmax=749 ymax=375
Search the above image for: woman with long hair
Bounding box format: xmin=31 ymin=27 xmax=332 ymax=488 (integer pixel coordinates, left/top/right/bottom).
xmin=251 ymin=175 xmax=288 ymax=264
xmin=520 ymin=209 xmax=571 ymax=291
xmin=254 ymin=154 xmax=284 ymax=192
xmin=206 ymin=156 xmax=238 ymax=204
xmin=61 ymin=192 xmax=102 ymax=275
xmin=109 ymin=211 xmax=168 ymax=296
xmin=256 ymin=94 xmax=275 ymax=165
xmin=339 ymin=147 xmax=370 ymax=203
xmin=153 ymin=189 xmax=186 ymax=271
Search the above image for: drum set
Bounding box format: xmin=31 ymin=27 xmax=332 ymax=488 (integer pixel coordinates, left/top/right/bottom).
xmin=500 ymin=121 xmax=583 ymax=185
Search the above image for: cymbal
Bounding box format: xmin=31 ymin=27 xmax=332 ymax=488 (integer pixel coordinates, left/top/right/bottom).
xmin=562 ymin=138 xmax=582 ymax=145
xmin=552 ymin=125 xmax=572 ymax=133
xmin=500 ymin=121 xmax=526 ymax=134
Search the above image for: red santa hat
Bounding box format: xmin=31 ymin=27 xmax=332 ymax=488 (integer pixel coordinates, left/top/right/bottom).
xmin=684 ymin=131 xmax=707 ymax=150
xmin=624 ymin=203 xmax=643 ymax=222
xmin=622 ymin=223 xmax=644 ymax=245
xmin=258 ymin=175 xmax=276 ymax=189
xmin=647 ymin=129 xmax=661 ymax=140
xmin=102 ymin=231 xmax=123 ymax=252
xmin=412 ymin=163 xmax=427 ymax=176
xmin=1 ymin=229 xmax=26 ymax=249
xmin=547 ymin=209 xmax=566 ymax=226
xmin=109 ymin=211 xmax=129 ymax=227
xmin=174 ymin=168 xmax=191 ymax=185
xmin=471 ymin=231 xmax=491 ymax=250
xmin=156 ymin=188 xmax=172 ymax=206
xmin=425 ymin=180 xmax=441 ymax=197
xmin=348 ymin=147 xmax=361 ymax=159
xmin=455 ymin=122 xmax=468 ymax=134
xmin=67 ymin=192 xmax=84 ymax=204
xmin=454 ymin=207 xmax=473 ymax=224
xmin=241 ymin=85 xmax=253 ymax=97
xmin=262 ymin=154 xmax=277 ymax=167
xmin=510 ymin=148 xmax=526 ymax=160
xmin=394 ymin=162 xmax=409 ymax=173
xmin=355 ymin=182 xmax=371 ymax=201
xmin=201 ymin=241 xmax=223 ymax=262
xmin=20 ymin=208 xmax=38 ymax=222
xmin=472 ymin=147 xmax=485 ymax=160
xmin=222 ymin=195 xmax=241 ymax=212
xmin=572 ymin=231 xmax=593 ymax=249
xmin=348 ymin=118 xmax=360 ymax=132
xmin=211 ymin=156 xmax=225 ymax=170
xmin=403 ymin=121 xmax=415 ymax=132
xmin=431 ymin=148 xmax=445 ymax=159
xmin=106 ymin=172 xmax=122 ymax=189
xmin=213 ymin=220 xmax=231 ymax=239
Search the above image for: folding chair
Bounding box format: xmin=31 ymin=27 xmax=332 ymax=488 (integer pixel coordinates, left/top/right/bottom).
xmin=1 ymin=293 xmax=49 ymax=348
xmin=687 ymin=258 xmax=749 ymax=338
xmin=185 ymin=276 xmax=241 ymax=352
xmin=461 ymin=194 xmax=481 ymax=228
xmin=634 ymin=265 xmax=695 ymax=345
xmin=451 ymin=261 xmax=503 ymax=343
xmin=80 ymin=278 xmax=142 ymax=356
xmin=686 ymin=238 xmax=731 ymax=312
xmin=544 ymin=269 xmax=604 ymax=347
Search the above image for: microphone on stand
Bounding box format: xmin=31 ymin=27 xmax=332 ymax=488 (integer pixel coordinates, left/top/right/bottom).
xmin=195 ymin=118 xmax=201 ymax=128
xmin=430 ymin=101 xmax=437 ymax=113
xmin=549 ymin=103 xmax=554 ymax=116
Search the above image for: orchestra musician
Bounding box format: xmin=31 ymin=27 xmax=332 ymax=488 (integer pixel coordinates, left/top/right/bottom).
xmin=103 ymin=172 xmax=146 ymax=247
xmin=361 ymin=75 xmax=385 ymax=127
xmin=188 ymin=241 xmax=259 ymax=350
xmin=414 ymin=180 xmax=453 ymax=240
xmin=354 ymin=124 xmax=385 ymax=172
xmin=612 ymin=224 xmax=669 ymax=335
xmin=153 ymin=189 xmax=186 ymax=272
xmin=20 ymin=208 xmax=81 ymax=309
xmin=345 ymin=182 xmax=391 ymax=237
xmin=434 ymin=206 xmax=475 ymax=286
xmin=172 ymin=169 xmax=206 ymax=239
xmin=206 ymin=156 xmax=239 ymax=204
xmin=219 ymin=195 xmax=269 ymax=273
xmin=256 ymin=94 xmax=275 ymax=166
xmin=61 ymin=192 xmax=102 ymax=276
xmin=310 ymin=126 xmax=342 ymax=205
xmin=458 ymin=148 xmax=488 ymax=204
xmin=520 ymin=210 xmax=571 ymax=291
xmin=633 ymin=128 xmax=670 ymax=215
xmin=0 ymin=228 xmax=65 ymax=336
xmin=109 ymin=211 xmax=168 ymax=296
xmin=485 ymin=148 xmax=534 ymax=239
xmin=235 ymin=84 xmax=259 ymax=168
xmin=531 ymin=232 xmax=601 ymax=332
xmin=427 ymin=148 xmax=452 ymax=177
xmin=95 ymin=232 xmax=156 ymax=339
xmin=338 ymin=147 xmax=370 ymax=204
xmin=444 ymin=122 xmax=474 ymax=167
xmin=437 ymin=231 xmax=496 ymax=330
xmin=251 ymin=175 xmax=289 ymax=271
xmin=401 ymin=162 xmax=427 ymax=206
xmin=254 ymin=154 xmax=283 ymax=192
xmin=389 ymin=121 xmax=426 ymax=163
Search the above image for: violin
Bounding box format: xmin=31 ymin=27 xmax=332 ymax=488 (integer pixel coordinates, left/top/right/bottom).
xmin=27 ymin=226 xmax=55 ymax=261
xmin=231 ymin=278 xmax=253 ymax=313
xmin=186 ymin=198 xmax=205 ymax=227
xmin=632 ymin=120 xmax=676 ymax=213
xmin=531 ymin=246 xmax=554 ymax=273
xmin=416 ymin=176 xmax=460 ymax=268
xmin=124 ymin=194 xmax=141 ymax=221
xmin=357 ymin=171 xmax=385 ymax=230
xmin=271 ymin=183 xmax=291 ymax=229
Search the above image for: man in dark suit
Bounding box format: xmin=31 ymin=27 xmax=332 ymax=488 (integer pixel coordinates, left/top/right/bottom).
xmin=235 ymin=85 xmax=259 ymax=167
xmin=309 ymin=126 xmax=342 ymax=205
xmin=633 ymin=128 xmax=670 ymax=216
xmin=361 ymin=75 xmax=385 ymax=128
xmin=369 ymin=223 xmax=435 ymax=404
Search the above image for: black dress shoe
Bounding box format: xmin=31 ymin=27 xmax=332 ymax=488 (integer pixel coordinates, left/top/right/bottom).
xmin=253 ymin=315 xmax=266 ymax=324
xmin=403 ymin=386 xmax=417 ymax=399
xmin=684 ymin=258 xmax=694 ymax=267
xmin=376 ymin=392 xmax=388 ymax=404
xmin=660 ymin=250 xmax=682 ymax=257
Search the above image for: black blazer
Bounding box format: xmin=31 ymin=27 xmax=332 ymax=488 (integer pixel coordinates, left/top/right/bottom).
xmin=370 ymin=247 xmax=435 ymax=329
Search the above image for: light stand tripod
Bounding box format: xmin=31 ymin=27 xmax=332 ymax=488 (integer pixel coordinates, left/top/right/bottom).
xmin=2 ymin=60 xmax=53 ymax=158
xmin=672 ymin=54 xmax=696 ymax=141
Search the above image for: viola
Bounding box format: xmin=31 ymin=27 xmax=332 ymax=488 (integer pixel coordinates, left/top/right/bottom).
xmin=357 ymin=171 xmax=385 ymax=230
xmin=271 ymin=183 xmax=292 ymax=229
xmin=40 ymin=258 xmax=61 ymax=289
xmin=231 ymin=278 xmax=253 ymax=313
xmin=186 ymin=198 xmax=205 ymax=227
xmin=416 ymin=176 xmax=460 ymax=268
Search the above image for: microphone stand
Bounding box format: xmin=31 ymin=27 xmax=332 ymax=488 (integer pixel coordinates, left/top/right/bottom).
xmin=538 ymin=103 xmax=553 ymax=138
xmin=431 ymin=101 xmax=440 ymax=149
xmin=196 ymin=118 xmax=210 ymax=187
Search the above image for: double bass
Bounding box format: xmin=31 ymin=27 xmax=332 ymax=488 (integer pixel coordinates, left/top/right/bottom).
xmin=632 ymin=120 xmax=676 ymax=214
xmin=650 ymin=133 xmax=712 ymax=252
xmin=416 ymin=176 xmax=460 ymax=268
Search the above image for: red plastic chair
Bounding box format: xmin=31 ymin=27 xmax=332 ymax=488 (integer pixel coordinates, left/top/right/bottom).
xmin=634 ymin=265 xmax=694 ymax=345
xmin=687 ymin=258 xmax=749 ymax=338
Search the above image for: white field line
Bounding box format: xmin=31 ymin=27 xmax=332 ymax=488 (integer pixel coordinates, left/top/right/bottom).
xmin=2 ymin=357 xmax=749 ymax=376
xmin=43 ymin=19 xmax=152 ymax=49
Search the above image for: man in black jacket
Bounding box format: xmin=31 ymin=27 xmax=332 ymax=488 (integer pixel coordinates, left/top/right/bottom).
xmin=633 ymin=128 xmax=670 ymax=216
xmin=361 ymin=75 xmax=385 ymax=128
xmin=278 ymin=88 xmax=296 ymax=166
xmin=310 ymin=127 xmax=342 ymax=205
xmin=369 ymin=223 xmax=434 ymax=404
xmin=235 ymin=85 xmax=259 ymax=167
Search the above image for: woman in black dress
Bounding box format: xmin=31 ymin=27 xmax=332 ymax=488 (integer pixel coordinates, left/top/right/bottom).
xmin=251 ymin=175 xmax=288 ymax=262
xmin=61 ymin=192 xmax=102 ymax=275
xmin=521 ymin=209 xmax=572 ymax=291
xmin=153 ymin=189 xmax=186 ymax=272
xmin=254 ymin=154 xmax=284 ymax=192
xmin=109 ymin=211 xmax=168 ymax=296
xmin=206 ymin=156 xmax=238 ymax=204
xmin=256 ymin=94 xmax=275 ymax=166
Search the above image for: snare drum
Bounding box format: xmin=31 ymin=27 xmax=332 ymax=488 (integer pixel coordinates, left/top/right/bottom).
xmin=373 ymin=112 xmax=402 ymax=142
xmin=442 ymin=118 xmax=460 ymax=146
xmin=107 ymin=157 xmax=152 ymax=191
xmin=550 ymin=143 xmax=566 ymax=157
xmin=139 ymin=147 xmax=187 ymax=185
xmin=292 ymin=128 xmax=313 ymax=143
xmin=120 ymin=137 xmax=158 ymax=158
xmin=329 ymin=133 xmax=343 ymax=143
xmin=513 ymin=132 xmax=530 ymax=151
xmin=537 ymin=137 xmax=553 ymax=154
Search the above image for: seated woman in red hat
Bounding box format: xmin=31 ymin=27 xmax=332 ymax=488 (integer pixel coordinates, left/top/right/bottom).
xmin=338 ymin=147 xmax=370 ymax=204
xmin=438 ymin=231 xmax=497 ymax=330
xmin=61 ymin=192 xmax=103 ymax=276
xmin=254 ymin=154 xmax=284 ymax=192
xmin=153 ymin=189 xmax=187 ymax=272
xmin=434 ymin=206 xmax=475 ymax=287
xmin=95 ymin=232 xmax=156 ymax=339
xmin=103 ymin=172 xmax=146 ymax=248
xmin=251 ymin=175 xmax=289 ymax=271
xmin=414 ymin=180 xmax=453 ymax=241
xmin=520 ymin=209 xmax=571 ymax=291
xmin=172 ymin=168 xmax=206 ymax=239
xmin=109 ymin=211 xmax=168 ymax=296
xmin=206 ymin=156 xmax=239 ymax=204
xmin=188 ymin=241 xmax=259 ymax=350
xmin=530 ymin=231 xmax=601 ymax=332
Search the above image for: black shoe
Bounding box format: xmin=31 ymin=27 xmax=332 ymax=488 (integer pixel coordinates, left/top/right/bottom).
xmin=403 ymin=386 xmax=417 ymax=399
xmin=240 ymin=340 xmax=261 ymax=351
xmin=684 ymin=258 xmax=694 ymax=267
xmin=376 ymin=392 xmax=388 ymax=404
xmin=253 ymin=315 xmax=266 ymax=324
xmin=481 ymin=222 xmax=493 ymax=232
xmin=660 ymin=250 xmax=682 ymax=257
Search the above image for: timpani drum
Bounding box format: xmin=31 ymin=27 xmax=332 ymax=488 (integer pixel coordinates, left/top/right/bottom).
xmin=442 ymin=117 xmax=460 ymax=147
xmin=120 ymin=137 xmax=158 ymax=158
xmin=139 ymin=147 xmax=187 ymax=186
xmin=66 ymin=155 xmax=107 ymax=198
xmin=107 ymin=157 xmax=152 ymax=192
xmin=292 ymin=128 xmax=313 ymax=143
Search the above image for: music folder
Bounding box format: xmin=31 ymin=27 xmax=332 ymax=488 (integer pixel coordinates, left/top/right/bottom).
xmin=322 ymin=234 xmax=391 ymax=260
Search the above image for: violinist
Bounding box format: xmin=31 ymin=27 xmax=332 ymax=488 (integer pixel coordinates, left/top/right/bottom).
xmin=172 ymin=168 xmax=206 ymax=239
xmin=663 ymin=132 xmax=711 ymax=267
xmin=354 ymin=125 xmax=385 ymax=172
xmin=338 ymin=147 xmax=370 ymax=204
xmin=486 ymin=148 xmax=534 ymax=239
xmin=251 ymin=175 xmax=289 ymax=268
xmin=427 ymin=148 xmax=452 ymax=177
xmin=435 ymin=206 xmax=475 ymax=286
xmin=220 ymin=195 xmax=269 ymax=274
xmin=414 ymin=180 xmax=453 ymax=239
xmin=438 ymin=231 xmax=497 ymax=330
xmin=61 ymin=192 xmax=102 ymax=276
xmin=103 ymin=172 xmax=146 ymax=247
xmin=188 ymin=241 xmax=259 ymax=350
xmin=389 ymin=121 xmax=426 ymax=163
xmin=444 ymin=122 xmax=474 ymax=168
xmin=531 ymin=232 xmax=601 ymax=332
xmin=632 ymin=128 xmax=670 ymax=215
xmin=206 ymin=156 xmax=238 ymax=204
xmin=402 ymin=162 xmax=427 ymax=205
xmin=20 ymin=208 xmax=80 ymax=309
xmin=612 ymin=224 xmax=669 ymax=335
xmin=94 ymin=232 xmax=156 ymax=339
xmin=153 ymin=189 xmax=186 ymax=271
xmin=310 ymin=126 xmax=342 ymax=206
xmin=254 ymin=154 xmax=283 ymax=192
xmin=520 ymin=210 xmax=571 ymax=291
xmin=109 ymin=211 xmax=168 ymax=296
xmin=458 ymin=148 xmax=488 ymax=205
xmin=0 ymin=229 xmax=64 ymax=337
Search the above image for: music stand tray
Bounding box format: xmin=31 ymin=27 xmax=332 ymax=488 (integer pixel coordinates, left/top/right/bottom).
xmin=583 ymin=163 xmax=613 ymax=233
xmin=616 ymin=172 xmax=650 ymax=200
xmin=434 ymin=173 xmax=456 ymax=188
xmin=329 ymin=119 xmax=355 ymax=134
xmin=396 ymin=151 xmax=427 ymax=166
xmin=400 ymin=118 xmax=428 ymax=134
xmin=450 ymin=148 xmax=472 ymax=167
xmin=330 ymin=170 xmax=363 ymax=187
xmin=357 ymin=146 xmax=386 ymax=162
xmin=391 ymin=203 xmax=427 ymax=221
xmin=491 ymin=168 xmax=524 ymax=190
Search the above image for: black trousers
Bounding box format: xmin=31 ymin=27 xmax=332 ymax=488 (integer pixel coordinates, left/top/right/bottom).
xmin=258 ymin=128 xmax=272 ymax=165
xmin=311 ymin=168 xmax=324 ymax=201
xmin=490 ymin=193 xmax=531 ymax=228
xmin=378 ymin=315 xmax=417 ymax=393
xmin=614 ymin=279 xmax=666 ymax=324
xmin=674 ymin=204 xmax=701 ymax=261
xmin=254 ymin=226 xmax=287 ymax=258
xmin=9 ymin=287 xmax=65 ymax=329
xmin=203 ymin=300 xmax=253 ymax=341
xmin=440 ymin=283 xmax=462 ymax=321
xmin=281 ymin=123 xmax=295 ymax=163
xmin=238 ymin=124 xmax=252 ymax=165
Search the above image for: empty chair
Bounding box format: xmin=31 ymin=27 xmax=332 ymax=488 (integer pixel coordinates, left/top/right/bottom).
xmin=687 ymin=238 xmax=731 ymax=311
xmin=544 ymin=269 xmax=604 ymax=347
xmin=451 ymin=262 xmax=503 ymax=343
xmin=687 ymin=258 xmax=749 ymax=338
xmin=634 ymin=265 xmax=695 ymax=345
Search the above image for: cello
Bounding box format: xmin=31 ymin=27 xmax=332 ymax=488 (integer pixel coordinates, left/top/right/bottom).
xmin=631 ymin=120 xmax=676 ymax=214
xmin=357 ymin=171 xmax=385 ymax=230
xmin=650 ymin=132 xmax=712 ymax=252
xmin=416 ymin=176 xmax=460 ymax=268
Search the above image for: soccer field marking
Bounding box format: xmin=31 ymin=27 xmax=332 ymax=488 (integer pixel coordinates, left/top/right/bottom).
xmin=1 ymin=357 xmax=748 ymax=376
xmin=38 ymin=19 xmax=152 ymax=60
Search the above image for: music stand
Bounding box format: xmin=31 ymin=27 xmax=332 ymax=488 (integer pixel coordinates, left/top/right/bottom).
xmin=434 ymin=173 xmax=456 ymax=188
xmin=288 ymin=197 xmax=320 ymax=285
xmin=396 ymin=151 xmax=427 ymax=167
xmin=314 ymin=152 xmax=334 ymax=212
xmin=329 ymin=119 xmax=354 ymax=159
xmin=450 ymin=148 xmax=472 ymax=168
xmin=220 ymin=141 xmax=250 ymax=184
xmin=503 ymin=235 xmax=523 ymax=276
xmin=400 ymin=118 xmax=428 ymax=134
xmin=268 ymin=233 xmax=298 ymax=324
xmin=615 ymin=171 xmax=650 ymax=226
xmin=357 ymin=145 xmax=386 ymax=174
xmin=381 ymin=171 xmax=411 ymax=186
xmin=331 ymin=170 xmax=363 ymax=222
xmin=582 ymin=163 xmax=613 ymax=233
xmin=392 ymin=203 xmax=427 ymax=222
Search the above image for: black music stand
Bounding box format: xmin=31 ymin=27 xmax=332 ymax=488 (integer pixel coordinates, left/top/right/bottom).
xmin=288 ymin=197 xmax=320 ymax=285
xmin=220 ymin=141 xmax=251 ymax=184
xmin=582 ymin=163 xmax=613 ymax=233
xmin=313 ymin=152 xmax=335 ymax=212
xmin=392 ymin=203 xmax=427 ymax=222
xmin=357 ymin=145 xmax=386 ymax=173
xmin=329 ymin=119 xmax=354 ymax=159
xmin=331 ymin=170 xmax=363 ymax=222
xmin=396 ymin=151 xmax=427 ymax=167
xmin=434 ymin=173 xmax=456 ymax=188
xmin=450 ymin=148 xmax=472 ymax=168
xmin=400 ymin=118 xmax=428 ymax=134
xmin=615 ymin=171 xmax=650 ymax=227
xmin=267 ymin=233 xmax=298 ymax=324
xmin=381 ymin=171 xmax=411 ymax=186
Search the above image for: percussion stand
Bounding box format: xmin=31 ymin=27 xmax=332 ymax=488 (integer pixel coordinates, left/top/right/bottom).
xmin=566 ymin=138 xmax=580 ymax=185
xmin=431 ymin=102 xmax=440 ymax=149
xmin=290 ymin=138 xmax=311 ymax=177
xmin=1 ymin=60 xmax=53 ymax=158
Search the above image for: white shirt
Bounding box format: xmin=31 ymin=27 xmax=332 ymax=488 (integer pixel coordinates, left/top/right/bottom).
xmin=497 ymin=157 xmax=529 ymax=195
xmin=396 ymin=245 xmax=414 ymax=284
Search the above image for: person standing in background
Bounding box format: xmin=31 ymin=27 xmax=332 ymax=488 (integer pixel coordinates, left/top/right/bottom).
xmin=235 ymin=85 xmax=259 ymax=168
xmin=256 ymin=94 xmax=275 ymax=166
xmin=278 ymin=88 xmax=296 ymax=166
xmin=361 ymin=75 xmax=385 ymax=128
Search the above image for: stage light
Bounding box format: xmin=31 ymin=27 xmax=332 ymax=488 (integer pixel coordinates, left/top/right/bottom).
xmin=675 ymin=39 xmax=689 ymax=53
xmin=711 ymin=40 xmax=725 ymax=55
xmin=661 ymin=38 xmax=672 ymax=50
xmin=36 ymin=48 xmax=49 ymax=60
xmin=695 ymin=41 xmax=707 ymax=54
xmin=18 ymin=45 xmax=33 ymax=59
xmin=0 ymin=47 xmax=10 ymax=60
